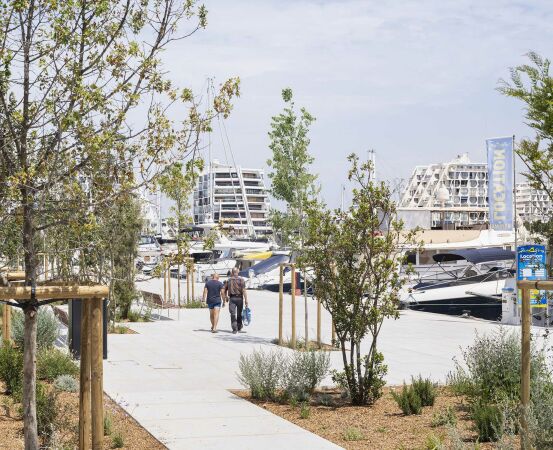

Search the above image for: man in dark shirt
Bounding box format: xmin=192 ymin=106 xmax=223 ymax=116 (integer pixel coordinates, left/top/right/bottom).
xmin=224 ymin=268 xmax=248 ymax=334
xmin=203 ymin=273 xmax=225 ymax=333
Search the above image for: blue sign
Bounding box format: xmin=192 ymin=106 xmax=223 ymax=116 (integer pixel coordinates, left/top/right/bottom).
xmin=487 ymin=137 xmax=514 ymax=231
xmin=517 ymin=244 xmax=547 ymax=281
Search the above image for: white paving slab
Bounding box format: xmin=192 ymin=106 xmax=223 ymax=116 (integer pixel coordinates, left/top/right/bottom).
xmin=105 ymin=277 xmax=514 ymax=449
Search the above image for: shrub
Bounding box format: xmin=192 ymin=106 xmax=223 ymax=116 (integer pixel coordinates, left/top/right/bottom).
xmin=391 ymin=383 xmax=422 ymax=415
xmin=112 ymin=431 xmax=124 ymax=448
xmin=424 ymin=433 xmax=444 ymax=450
xmin=318 ymin=393 xmax=335 ymax=407
xmin=284 ymin=350 xmax=330 ymax=400
xmin=431 ymin=406 xmax=457 ymax=428
xmin=412 ymin=375 xmax=437 ymax=407
xmin=237 ymin=348 xmax=285 ymax=401
xmin=0 ymin=343 xmax=23 ymax=395
xmin=53 ymin=374 xmax=78 ymax=393
xmin=472 ymin=402 xmax=502 ymax=442
xmin=37 ymin=347 xmax=78 ymax=381
xmin=299 ymin=402 xmax=310 ymax=419
xmin=12 ymin=308 xmax=59 ymax=350
xmin=343 ymin=427 xmax=365 ymax=441
xmin=104 ymin=414 xmax=113 ymax=436
xmin=36 ymin=382 xmax=59 ymax=442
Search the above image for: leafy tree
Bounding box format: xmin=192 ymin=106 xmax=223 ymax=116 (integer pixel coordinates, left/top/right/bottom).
xmin=158 ymin=159 xmax=203 ymax=304
xmin=302 ymin=154 xmax=419 ymax=405
xmin=0 ymin=1 xmax=239 ymax=446
xmin=267 ymin=88 xmax=318 ymax=342
xmin=499 ymin=52 xmax=553 ymax=269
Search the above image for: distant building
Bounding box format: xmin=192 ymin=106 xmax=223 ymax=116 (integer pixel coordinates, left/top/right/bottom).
xmin=400 ymin=153 xmax=553 ymax=229
xmin=516 ymin=182 xmax=553 ymax=224
xmin=193 ymin=161 xmax=271 ymax=237
xmin=399 ymin=153 xmax=488 ymax=229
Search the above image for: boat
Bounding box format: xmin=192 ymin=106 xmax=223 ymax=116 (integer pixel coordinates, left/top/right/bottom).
xmin=136 ymin=235 xmax=162 ymax=269
xmin=400 ymin=248 xmax=515 ymax=321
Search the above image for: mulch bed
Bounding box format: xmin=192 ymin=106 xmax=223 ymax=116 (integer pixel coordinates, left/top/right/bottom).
xmin=0 ymin=381 xmax=166 ymax=449
xmin=233 ymin=387 xmax=497 ymax=449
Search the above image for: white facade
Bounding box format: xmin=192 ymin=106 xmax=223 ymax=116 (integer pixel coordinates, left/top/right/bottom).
xmin=516 ymin=182 xmax=553 ymax=223
xmin=193 ymin=161 xmax=271 ymax=237
xmin=400 ymin=153 xmax=488 ymax=228
xmin=400 ymin=153 xmax=553 ymax=228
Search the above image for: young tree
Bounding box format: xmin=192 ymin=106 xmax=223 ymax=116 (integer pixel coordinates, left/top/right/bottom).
xmin=302 ymin=154 xmax=418 ymax=405
xmin=158 ymin=159 xmax=203 ymax=304
xmin=499 ymin=52 xmax=553 ymax=268
xmin=267 ymin=88 xmax=318 ymax=342
xmin=0 ymin=1 xmax=239 ymax=446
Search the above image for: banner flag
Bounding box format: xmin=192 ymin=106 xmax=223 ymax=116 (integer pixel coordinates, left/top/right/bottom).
xmin=486 ymin=137 xmax=513 ymax=231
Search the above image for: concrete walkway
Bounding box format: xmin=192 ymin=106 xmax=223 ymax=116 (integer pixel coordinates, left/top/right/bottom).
xmin=104 ymin=277 xmax=508 ymax=449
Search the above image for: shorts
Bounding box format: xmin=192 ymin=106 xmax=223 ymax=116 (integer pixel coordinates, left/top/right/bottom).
xmin=208 ymin=302 xmax=222 ymax=310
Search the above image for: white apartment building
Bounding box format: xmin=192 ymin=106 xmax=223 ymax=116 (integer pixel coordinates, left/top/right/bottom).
xmin=400 ymin=153 xmax=489 ymax=229
xmin=516 ymin=182 xmax=553 ymax=223
xmin=193 ymin=161 xmax=271 ymax=237
xmin=400 ymin=153 xmax=553 ymax=229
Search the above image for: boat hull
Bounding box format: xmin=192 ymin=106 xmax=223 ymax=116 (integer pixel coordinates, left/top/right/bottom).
xmin=405 ymin=296 xmax=502 ymax=321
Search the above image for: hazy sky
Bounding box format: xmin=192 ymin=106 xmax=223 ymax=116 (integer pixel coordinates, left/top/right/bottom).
xmin=159 ymin=0 xmax=553 ymax=211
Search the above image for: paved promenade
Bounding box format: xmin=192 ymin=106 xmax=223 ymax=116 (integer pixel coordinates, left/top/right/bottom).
xmin=103 ymin=277 xmax=506 ymax=449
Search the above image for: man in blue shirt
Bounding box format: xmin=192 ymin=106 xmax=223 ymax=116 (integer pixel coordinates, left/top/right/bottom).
xmin=203 ymin=273 xmax=225 ymax=333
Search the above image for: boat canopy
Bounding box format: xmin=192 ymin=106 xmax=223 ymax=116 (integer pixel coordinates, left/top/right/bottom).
xmin=239 ymin=254 xmax=289 ymax=277
xmin=432 ymin=248 xmax=515 ymax=265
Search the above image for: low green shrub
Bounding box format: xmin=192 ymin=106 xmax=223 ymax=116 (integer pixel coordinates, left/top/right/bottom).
xmin=472 ymin=402 xmax=502 ymax=442
xmin=36 ymin=382 xmax=59 ymax=442
xmin=53 ymin=374 xmax=78 ymax=393
xmin=111 ymin=431 xmax=124 ymax=448
xmin=391 ymin=383 xmax=422 ymax=415
xmin=237 ymin=348 xmax=285 ymax=401
xmin=284 ymin=350 xmax=330 ymax=400
xmin=104 ymin=414 xmax=113 ymax=436
xmin=37 ymin=347 xmax=78 ymax=381
xmin=424 ymin=433 xmax=445 ymax=450
xmin=412 ymin=375 xmax=437 ymax=407
xmin=343 ymin=427 xmax=365 ymax=441
xmin=299 ymin=402 xmax=310 ymax=419
xmin=0 ymin=342 xmax=23 ymax=395
xmin=181 ymin=300 xmax=206 ymax=309
xmin=431 ymin=406 xmax=457 ymax=428
xmin=11 ymin=308 xmax=59 ymax=350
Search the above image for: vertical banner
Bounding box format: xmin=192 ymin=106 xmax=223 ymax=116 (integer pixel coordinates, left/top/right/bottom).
xmin=486 ymin=137 xmax=513 ymax=231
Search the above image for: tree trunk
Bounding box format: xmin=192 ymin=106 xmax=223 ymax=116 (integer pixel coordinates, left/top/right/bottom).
xmin=22 ymin=201 xmax=39 ymax=449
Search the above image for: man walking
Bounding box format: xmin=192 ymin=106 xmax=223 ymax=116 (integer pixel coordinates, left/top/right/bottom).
xmin=224 ymin=268 xmax=248 ymax=334
xmin=203 ymin=273 xmax=225 ymax=333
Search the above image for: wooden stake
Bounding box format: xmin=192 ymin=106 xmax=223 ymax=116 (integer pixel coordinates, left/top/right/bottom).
xmin=520 ymin=286 xmax=531 ymax=449
xmin=163 ymin=266 xmax=167 ymax=304
xmin=79 ymin=301 xmax=92 ymax=450
xmin=317 ymin=296 xmax=321 ymax=348
xmin=191 ymin=262 xmax=195 ymax=301
xmin=278 ymin=265 xmax=284 ymax=345
xmin=90 ymin=298 xmax=104 ymax=450
xmin=167 ymin=266 xmax=172 ymax=304
xmin=291 ymin=264 xmax=296 ymax=349
xmin=186 ymin=266 xmax=190 ymax=303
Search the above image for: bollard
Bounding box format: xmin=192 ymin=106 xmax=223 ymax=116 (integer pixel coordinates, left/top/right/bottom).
xmin=278 ymin=265 xmax=284 ymax=345
xmin=291 ymin=264 xmax=296 ymax=349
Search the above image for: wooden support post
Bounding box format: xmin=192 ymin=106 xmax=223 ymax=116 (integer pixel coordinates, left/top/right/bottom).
xmin=317 ymin=296 xmax=321 ymax=348
xmin=79 ymin=301 xmax=92 ymax=450
xmin=291 ymin=264 xmax=296 ymax=349
xmin=331 ymin=319 xmax=336 ymax=345
xmin=163 ymin=266 xmax=167 ymax=304
xmin=191 ymin=262 xmax=195 ymax=301
xmin=90 ymin=298 xmax=104 ymax=450
xmin=167 ymin=266 xmax=172 ymax=304
xmin=186 ymin=266 xmax=190 ymax=303
xmin=278 ymin=265 xmax=284 ymax=345
xmin=521 ymin=286 xmax=531 ymax=449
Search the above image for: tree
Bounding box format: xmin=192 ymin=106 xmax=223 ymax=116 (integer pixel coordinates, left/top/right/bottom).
xmin=302 ymin=154 xmax=419 ymax=405
xmin=0 ymin=1 xmax=239 ymax=446
xmin=499 ymin=52 xmax=553 ymax=268
xmin=158 ymin=159 xmax=203 ymax=305
xmin=267 ymin=88 xmax=318 ymax=343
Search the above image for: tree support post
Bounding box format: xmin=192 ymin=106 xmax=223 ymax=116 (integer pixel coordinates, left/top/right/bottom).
xmin=79 ymin=301 xmax=92 ymax=450
xmin=278 ymin=265 xmax=284 ymax=345
xmin=291 ymin=264 xmax=296 ymax=349
xmin=90 ymin=298 xmax=104 ymax=450
xmin=163 ymin=266 xmax=167 ymax=304
xmin=191 ymin=262 xmax=195 ymax=301
xmin=186 ymin=265 xmax=190 ymax=303
xmin=167 ymin=266 xmax=172 ymax=305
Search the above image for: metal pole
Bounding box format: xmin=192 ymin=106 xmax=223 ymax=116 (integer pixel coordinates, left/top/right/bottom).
xmin=186 ymin=264 xmax=190 ymax=303
xmin=291 ymin=264 xmax=296 ymax=349
xmin=167 ymin=264 xmax=172 ymax=304
xmin=278 ymin=265 xmax=283 ymax=345
xmin=79 ymin=301 xmax=92 ymax=450
xmin=191 ymin=262 xmax=195 ymax=301
xmin=304 ymin=268 xmax=308 ymax=346
xmin=163 ymin=265 xmax=167 ymax=304
xmin=513 ymin=135 xmax=518 ymax=253
xmin=317 ymin=296 xmax=321 ymax=348
xmin=520 ymin=285 xmax=531 ymax=450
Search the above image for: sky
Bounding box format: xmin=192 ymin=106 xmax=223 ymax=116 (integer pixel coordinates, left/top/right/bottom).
xmin=158 ymin=0 xmax=553 ymax=212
